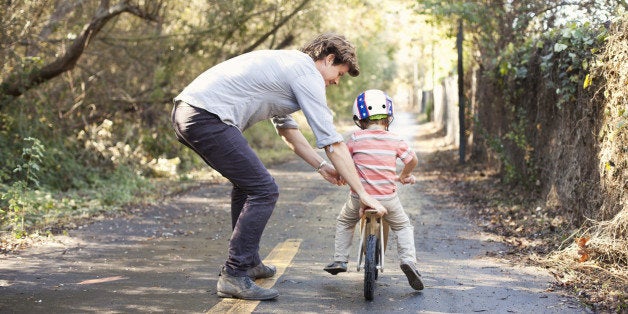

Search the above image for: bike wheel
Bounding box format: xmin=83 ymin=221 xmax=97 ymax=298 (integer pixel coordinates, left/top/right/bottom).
xmin=375 ymin=236 xmax=380 ymax=280
xmin=364 ymin=234 xmax=377 ymax=300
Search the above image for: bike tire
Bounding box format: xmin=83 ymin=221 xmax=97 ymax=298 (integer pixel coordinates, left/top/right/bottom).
xmin=375 ymin=236 xmax=380 ymax=280
xmin=364 ymin=234 xmax=377 ymax=300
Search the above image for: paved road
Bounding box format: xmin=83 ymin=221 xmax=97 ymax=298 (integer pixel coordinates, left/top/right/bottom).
xmin=0 ymin=112 xmax=589 ymax=313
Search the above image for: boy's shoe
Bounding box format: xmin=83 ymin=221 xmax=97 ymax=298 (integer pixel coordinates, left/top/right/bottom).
xmin=324 ymin=261 xmax=347 ymax=275
xmin=247 ymin=263 xmax=276 ymax=279
xmin=217 ymin=266 xmax=279 ymax=300
xmin=400 ymin=262 xmax=424 ymax=291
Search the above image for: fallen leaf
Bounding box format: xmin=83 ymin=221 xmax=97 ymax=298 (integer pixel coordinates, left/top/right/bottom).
xmin=576 ymin=237 xmax=591 ymax=262
xmin=576 ymin=237 xmax=589 ymax=248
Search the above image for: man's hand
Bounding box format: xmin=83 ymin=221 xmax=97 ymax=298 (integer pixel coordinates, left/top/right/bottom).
xmin=358 ymin=194 xmax=387 ymax=218
xmin=275 ymin=128 xmax=347 ymax=186
xmin=318 ymin=163 xmax=345 ymax=186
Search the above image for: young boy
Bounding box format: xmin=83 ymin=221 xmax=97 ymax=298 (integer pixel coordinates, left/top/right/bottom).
xmin=324 ymin=89 xmax=424 ymax=291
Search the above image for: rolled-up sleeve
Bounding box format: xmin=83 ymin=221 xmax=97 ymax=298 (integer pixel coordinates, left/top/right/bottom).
xmin=396 ymin=137 xmax=417 ymax=164
xmin=290 ymin=74 xmax=344 ymax=148
xmin=272 ymin=115 xmax=299 ymax=129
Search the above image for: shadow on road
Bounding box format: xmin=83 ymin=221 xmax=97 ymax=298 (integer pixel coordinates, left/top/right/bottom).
xmin=0 ymin=112 xmax=588 ymax=313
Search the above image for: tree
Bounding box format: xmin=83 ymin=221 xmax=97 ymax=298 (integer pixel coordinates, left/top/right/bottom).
xmin=0 ymin=0 xmax=324 ymax=188
xmin=0 ymin=0 xmax=164 ymax=104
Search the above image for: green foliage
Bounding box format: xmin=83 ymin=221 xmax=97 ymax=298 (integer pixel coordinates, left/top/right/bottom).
xmin=0 ymin=101 xmax=166 ymax=237
xmin=92 ymin=165 xmax=153 ymax=206
xmin=467 ymin=16 xmax=609 ymax=187
xmin=13 ymin=137 xmax=44 ymax=187
xmin=1 ymin=181 xmax=41 ymax=239
xmin=243 ymin=120 xmax=299 ymax=166
xmin=1 ymin=137 xmax=45 ymax=237
xmin=504 ymin=108 xmax=537 ymax=187
xmin=0 ymin=0 xmax=439 ymax=238
xmin=477 ymin=119 xmax=519 ymax=185
xmin=486 ymin=22 xmax=607 ymax=186
xmin=0 ymin=165 xmax=155 ymax=239
xmin=536 ymin=22 xmax=608 ymax=108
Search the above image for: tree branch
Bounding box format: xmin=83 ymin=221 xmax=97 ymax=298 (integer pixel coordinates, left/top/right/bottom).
xmin=0 ymin=0 xmax=162 ymax=103
xmin=229 ymin=0 xmax=312 ymax=58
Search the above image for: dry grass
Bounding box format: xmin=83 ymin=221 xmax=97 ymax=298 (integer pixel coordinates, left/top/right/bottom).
xmin=539 ymin=209 xmax=628 ymax=313
xmin=532 ymin=16 xmax=628 ymax=313
xmin=587 ymin=210 xmax=628 ymax=266
xmin=593 ymin=16 xmax=628 ymax=222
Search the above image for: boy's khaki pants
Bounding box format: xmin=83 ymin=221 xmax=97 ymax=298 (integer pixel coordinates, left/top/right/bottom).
xmin=333 ymin=194 xmax=417 ymax=265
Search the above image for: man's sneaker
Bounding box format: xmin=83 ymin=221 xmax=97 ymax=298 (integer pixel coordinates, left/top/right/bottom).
xmin=323 ymin=261 xmax=347 ymax=275
xmin=217 ymin=267 xmax=279 ymax=300
xmin=400 ymin=262 xmax=424 ymax=290
xmin=247 ymin=263 xmax=276 ymax=279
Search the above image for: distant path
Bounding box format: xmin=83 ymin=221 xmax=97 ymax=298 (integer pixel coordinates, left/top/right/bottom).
xmin=0 ymin=111 xmax=588 ymax=313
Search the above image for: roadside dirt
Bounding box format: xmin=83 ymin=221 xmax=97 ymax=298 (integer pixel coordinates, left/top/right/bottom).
xmin=0 ymin=112 xmax=591 ymax=313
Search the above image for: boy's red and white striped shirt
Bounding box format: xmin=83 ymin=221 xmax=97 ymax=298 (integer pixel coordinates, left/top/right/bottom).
xmin=347 ymin=129 xmax=416 ymax=199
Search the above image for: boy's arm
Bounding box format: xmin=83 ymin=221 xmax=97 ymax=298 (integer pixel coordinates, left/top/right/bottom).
xmin=398 ymin=153 xmax=418 ymax=185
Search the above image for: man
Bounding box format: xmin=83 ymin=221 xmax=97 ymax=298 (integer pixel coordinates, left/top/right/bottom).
xmin=171 ymin=33 xmax=386 ymax=300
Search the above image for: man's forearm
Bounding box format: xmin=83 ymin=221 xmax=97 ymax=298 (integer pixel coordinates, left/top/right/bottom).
xmin=325 ymin=142 xmax=366 ymax=195
xmin=277 ymin=128 xmax=324 ymax=169
xmin=326 ymin=142 xmax=386 ymax=215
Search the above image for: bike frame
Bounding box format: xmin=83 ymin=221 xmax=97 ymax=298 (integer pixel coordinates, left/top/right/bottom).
xmin=356 ymin=209 xmax=389 ymax=272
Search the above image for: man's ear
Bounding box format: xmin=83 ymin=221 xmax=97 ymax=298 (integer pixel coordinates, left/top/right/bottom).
xmin=326 ymin=54 xmax=335 ymax=65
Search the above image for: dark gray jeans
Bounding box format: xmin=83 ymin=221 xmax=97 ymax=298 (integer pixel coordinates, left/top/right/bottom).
xmin=171 ymin=101 xmax=279 ymax=277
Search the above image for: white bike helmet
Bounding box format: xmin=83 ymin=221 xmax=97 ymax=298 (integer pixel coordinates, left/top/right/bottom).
xmin=352 ymin=89 xmax=393 ymax=123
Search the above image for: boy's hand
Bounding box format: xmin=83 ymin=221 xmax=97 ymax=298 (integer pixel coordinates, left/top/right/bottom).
xmin=398 ymin=174 xmax=416 ymax=185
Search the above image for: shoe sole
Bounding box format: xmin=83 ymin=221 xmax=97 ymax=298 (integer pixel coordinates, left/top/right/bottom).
xmin=401 ymin=264 xmax=424 ymax=291
xmin=324 ymin=267 xmax=347 ymax=275
xmin=217 ymin=291 xmax=279 ymax=300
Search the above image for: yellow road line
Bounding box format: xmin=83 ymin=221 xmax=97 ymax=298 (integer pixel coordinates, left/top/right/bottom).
xmin=206 ymin=239 xmax=302 ymax=314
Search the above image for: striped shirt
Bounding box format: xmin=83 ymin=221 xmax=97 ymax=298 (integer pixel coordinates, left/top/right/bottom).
xmin=347 ymin=129 xmax=416 ymax=199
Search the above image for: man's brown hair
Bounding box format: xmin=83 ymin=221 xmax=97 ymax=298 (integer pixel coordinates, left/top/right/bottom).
xmin=300 ymin=33 xmax=360 ymax=77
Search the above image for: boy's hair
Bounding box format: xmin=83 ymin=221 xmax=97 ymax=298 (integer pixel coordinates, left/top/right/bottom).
xmin=357 ymin=116 xmax=392 ymax=130
xmin=300 ymin=33 xmax=360 ymax=77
